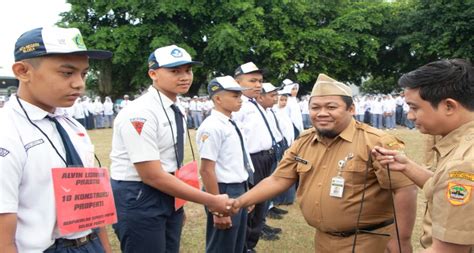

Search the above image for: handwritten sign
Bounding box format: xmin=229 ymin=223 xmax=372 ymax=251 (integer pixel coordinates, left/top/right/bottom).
xmin=52 ymin=167 xmax=117 ymax=235
xmin=175 ymin=161 xmax=200 ymax=210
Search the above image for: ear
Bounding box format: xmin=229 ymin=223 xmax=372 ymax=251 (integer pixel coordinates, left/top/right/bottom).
xmin=12 ymin=61 xmax=32 ymax=83
xmin=443 ymin=98 xmax=459 ymax=115
xmin=348 ymin=104 xmax=355 ymax=115
xmin=148 ymin=69 xmax=158 ymax=81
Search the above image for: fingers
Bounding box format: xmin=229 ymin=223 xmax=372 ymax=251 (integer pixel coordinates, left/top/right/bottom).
xmin=208 ymin=194 xmax=234 ymax=217
xmin=213 ymin=216 xmax=233 ymax=230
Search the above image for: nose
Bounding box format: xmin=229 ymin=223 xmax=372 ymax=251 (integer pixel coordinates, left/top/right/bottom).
xmin=71 ymin=73 xmax=86 ymax=90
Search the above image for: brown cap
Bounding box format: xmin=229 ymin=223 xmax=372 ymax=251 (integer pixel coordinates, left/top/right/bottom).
xmin=311 ymin=74 xmax=352 ymax=97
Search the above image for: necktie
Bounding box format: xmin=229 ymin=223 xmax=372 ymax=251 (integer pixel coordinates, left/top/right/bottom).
xmin=270 ymin=109 xmax=283 ymax=135
xmin=170 ymin=104 xmax=184 ymax=168
xmin=47 ymin=116 xmax=84 ymax=167
xmin=229 ymin=119 xmax=254 ymax=185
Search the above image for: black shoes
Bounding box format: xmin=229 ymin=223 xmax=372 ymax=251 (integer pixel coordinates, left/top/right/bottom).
xmin=260 ymin=229 xmax=280 ymax=241
xmin=263 ymin=224 xmax=282 ymax=234
xmin=270 ymin=206 xmax=288 ymax=215
xmin=246 ymin=249 xmax=257 ymax=253
xmin=266 ymin=210 xmax=283 ymax=219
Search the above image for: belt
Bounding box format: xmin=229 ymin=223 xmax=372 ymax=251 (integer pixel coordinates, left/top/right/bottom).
xmin=326 ymin=219 xmax=394 ymax=237
xmin=47 ymin=233 xmax=97 ymax=250
xmin=250 ymin=148 xmax=275 ymax=156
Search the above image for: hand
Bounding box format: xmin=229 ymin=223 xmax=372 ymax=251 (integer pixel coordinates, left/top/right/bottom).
xmin=230 ymin=198 xmax=242 ymax=216
xmin=207 ymin=194 xmax=234 ymax=217
xmin=372 ymin=146 xmax=410 ymax=171
xmin=247 ymin=205 xmax=255 ymax=213
xmin=213 ymin=215 xmax=233 ymax=230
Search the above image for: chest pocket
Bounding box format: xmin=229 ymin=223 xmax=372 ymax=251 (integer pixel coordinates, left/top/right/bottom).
xmin=342 ymin=159 xmax=374 ymax=185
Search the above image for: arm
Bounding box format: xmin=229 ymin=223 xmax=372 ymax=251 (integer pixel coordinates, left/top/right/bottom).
xmin=422 ymin=238 xmax=472 ymax=253
xmin=135 ymin=160 xmax=233 ymax=215
xmin=372 ymin=146 xmax=433 ymax=188
xmin=0 ymin=213 xmax=17 ymax=253
xmin=234 ymin=175 xmax=296 ymax=211
xmin=385 ymin=185 xmax=418 ymax=253
xmin=97 ymin=227 xmax=112 ymax=253
xmin=199 ymin=158 xmax=232 ymax=229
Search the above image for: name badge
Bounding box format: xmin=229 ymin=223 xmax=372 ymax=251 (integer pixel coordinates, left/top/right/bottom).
xmin=330 ymin=176 xmax=345 ymax=198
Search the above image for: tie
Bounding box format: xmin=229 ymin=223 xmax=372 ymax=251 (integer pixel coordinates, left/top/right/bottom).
xmin=47 ymin=116 xmax=84 ymax=167
xmin=270 ymin=109 xmax=283 ymax=135
xmin=229 ymin=119 xmax=254 ymax=185
xmin=170 ymin=104 xmax=184 ymax=168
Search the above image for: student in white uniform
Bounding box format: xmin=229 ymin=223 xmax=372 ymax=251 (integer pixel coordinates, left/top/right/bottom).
xmin=281 ymin=79 xmax=304 ymax=137
xmin=197 ymin=76 xmax=252 ymax=253
xmin=109 ymin=45 xmax=234 ymax=253
xmin=273 ymin=94 xmax=295 ymax=146
xmin=0 ymin=27 xmax=113 ymax=253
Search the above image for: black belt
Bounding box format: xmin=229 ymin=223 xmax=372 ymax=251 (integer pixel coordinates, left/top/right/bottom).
xmin=250 ymin=148 xmax=275 ymax=156
xmin=47 ymin=233 xmax=97 ymax=250
xmin=326 ymin=219 xmax=394 ymax=237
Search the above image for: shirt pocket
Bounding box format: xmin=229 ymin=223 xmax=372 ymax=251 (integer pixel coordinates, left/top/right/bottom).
xmin=342 ymin=159 xmax=373 ymax=185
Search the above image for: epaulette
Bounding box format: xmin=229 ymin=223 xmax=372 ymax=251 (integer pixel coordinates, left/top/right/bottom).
xmin=355 ymin=121 xmax=385 ymax=137
xmin=296 ymin=128 xmax=316 ymax=140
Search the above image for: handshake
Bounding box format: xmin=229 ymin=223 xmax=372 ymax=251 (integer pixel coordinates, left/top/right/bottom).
xmin=206 ymin=194 xmax=245 ymax=217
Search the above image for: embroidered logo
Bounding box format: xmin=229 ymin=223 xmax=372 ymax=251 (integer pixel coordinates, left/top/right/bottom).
xmin=449 ymin=171 xmax=474 ymax=182
xmin=170 ymin=48 xmax=183 ymax=58
xmin=447 ymin=182 xmax=471 ymax=206
xmin=130 ymin=118 xmax=147 ymax=135
xmin=24 ymin=139 xmax=45 ymax=151
xmin=0 ymin=148 xmax=10 ymax=157
xmin=200 ymin=132 xmax=209 ymax=143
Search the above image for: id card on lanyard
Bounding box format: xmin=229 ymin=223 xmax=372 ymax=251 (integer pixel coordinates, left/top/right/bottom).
xmin=51 ymin=167 xmax=117 ymax=235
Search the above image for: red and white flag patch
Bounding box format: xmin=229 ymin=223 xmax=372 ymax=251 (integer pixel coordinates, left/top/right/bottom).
xmin=130 ymin=118 xmax=147 ymax=135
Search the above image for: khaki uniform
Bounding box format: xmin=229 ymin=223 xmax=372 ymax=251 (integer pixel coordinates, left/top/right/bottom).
xmin=273 ymin=119 xmax=413 ymax=252
xmin=420 ymin=121 xmax=474 ymax=250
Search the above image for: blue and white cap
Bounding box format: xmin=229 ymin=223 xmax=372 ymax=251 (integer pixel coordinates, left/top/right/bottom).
xmin=148 ymin=45 xmax=202 ymax=69
xmin=261 ymin=82 xmax=282 ymax=94
xmin=234 ymin=62 xmax=263 ymax=77
xmin=14 ymin=27 xmax=112 ymax=61
xmin=208 ymin=76 xmax=249 ymax=97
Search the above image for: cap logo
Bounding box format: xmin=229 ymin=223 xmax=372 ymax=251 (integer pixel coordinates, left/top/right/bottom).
xmin=210 ymin=85 xmax=220 ymax=91
xmin=19 ymin=43 xmax=40 ymax=53
xmin=72 ymin=34 xmax=86 ymax=49
xmin=171 ymin=48 xmax=183 ymax=58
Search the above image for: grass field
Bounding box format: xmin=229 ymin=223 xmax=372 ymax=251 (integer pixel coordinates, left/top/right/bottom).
xmin=88 ymin=127 xmax=428 ymax=253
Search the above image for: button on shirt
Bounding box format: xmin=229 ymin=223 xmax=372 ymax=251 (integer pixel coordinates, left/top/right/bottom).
xmin=421 ymin=120 xmax=474 ymax=247
xmin=110 ymin=86 xmax=187 ymax=181
xmin=232 ymin=96 xmax=273 ymax=153
xmin=272 ymin=119 xmax=413 ymax=232
xmin=196 ymin=110 xmax=253 ymax=183
xmin=0 ymin=96 xmax=94 ymax=252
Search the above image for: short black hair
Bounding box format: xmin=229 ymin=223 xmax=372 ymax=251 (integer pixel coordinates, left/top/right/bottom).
xmin=342 ymin=96 xmax=353 ymax=109
xmin=398 ymin=59 xmax=474 ymax=110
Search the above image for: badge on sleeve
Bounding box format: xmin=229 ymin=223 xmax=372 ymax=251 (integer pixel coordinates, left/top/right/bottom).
xmin=0 ymin=147 xmax=10 ymax=157
xmin=446 ymin=182 xmax=472 ymax=206
xmin=200 ymin=132 xmax=209 ymax=143
xmin=130 ymin=118 xmax=147 ymax=135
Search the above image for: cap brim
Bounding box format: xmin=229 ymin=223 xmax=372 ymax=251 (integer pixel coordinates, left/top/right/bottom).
xmin=225 ymin=87 xmax=250 ymax=92
xmin=161 ymin=61 xmax=203 ymax=68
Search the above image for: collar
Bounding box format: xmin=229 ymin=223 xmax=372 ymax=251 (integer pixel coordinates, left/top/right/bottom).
xmin=434 ymin=120 xmax=474 ymax=158
xmin=211 ymin=109 xmax=231 ymax=123
xmin=12 ymin=95 xmax=66 ymax=121
xmin=313 ymin=118 xmax=355 ymax=143
xmin=149 ymin=86 xmax=174 ymax=109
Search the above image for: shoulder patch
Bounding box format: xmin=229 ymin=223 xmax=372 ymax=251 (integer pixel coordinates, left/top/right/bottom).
xmin=0 ymin=148 xmax=10 ymax=157
xmin=449 ymin=171 xmax=474 ymax=182
xmin=446 ymin=182 xmax=471 ymax=206
xmin=130 ymin=118 xmax=147 ymax=135
xmin=380 ymin=135 xmax=405 ymax=151
xmin=199 ymin=132 xmax=210 ymax=143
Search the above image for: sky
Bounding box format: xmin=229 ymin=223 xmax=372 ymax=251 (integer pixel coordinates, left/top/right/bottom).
xmin=0 ymin=0 xmax=70 ymax=76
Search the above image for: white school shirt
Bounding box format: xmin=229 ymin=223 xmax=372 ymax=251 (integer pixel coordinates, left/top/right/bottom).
xmin=285 ymin=96 xmax=304 ymax=132
xmin=110 ymin=86 xmax=187 ymax=181
xmin=0 ymin=96 xmax=94 ymax=252
xmin=266 ymin=108 xmax=284 ymax=143
xmin=196 ymin=110 xmax=252 ymax=183
xmin=103 ymin=101 xmax=114 ymax=116
xmin=232 ymin=96 xmax=273 ymax=153
xmin=273 ymin=105 xmax=295 ymax=145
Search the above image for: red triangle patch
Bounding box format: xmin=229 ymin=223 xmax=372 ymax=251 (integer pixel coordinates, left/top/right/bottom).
xmin=130 ymin=118 xmax=146 ymax=135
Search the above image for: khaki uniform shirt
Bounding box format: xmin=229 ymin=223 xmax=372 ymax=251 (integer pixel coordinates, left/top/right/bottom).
xmin=273 ymin=119 xmax=413 ymax=232
xmin=421 ymin=120 xmax=474 ymax=248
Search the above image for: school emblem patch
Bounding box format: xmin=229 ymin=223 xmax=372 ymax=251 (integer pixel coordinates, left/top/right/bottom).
xmin=130 ymin=118 xmax=147 ymax=135
xmin=200 ymin=133 xmax=209 ymax=143
xmin=446 ymin=182 xmax=471 ymax=206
